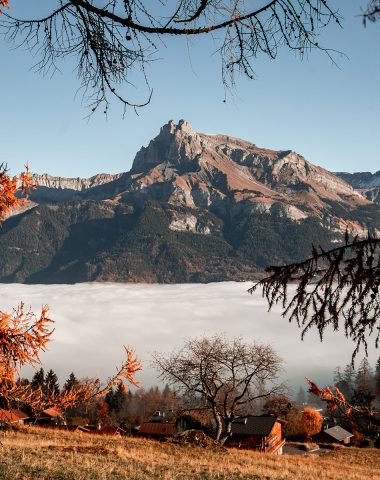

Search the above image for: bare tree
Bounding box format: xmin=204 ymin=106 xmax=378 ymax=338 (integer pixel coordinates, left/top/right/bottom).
xmin=0 ymin=1 xmax=341 ymax=114
xmin=153 ymin=334 xmax=283 ymax=445
xmin=250 ymin=234 xmax=380 ymax=359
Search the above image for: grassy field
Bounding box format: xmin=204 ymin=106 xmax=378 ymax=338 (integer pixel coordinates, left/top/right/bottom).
xmin=0 ymin=426 xmax=379 ymax=480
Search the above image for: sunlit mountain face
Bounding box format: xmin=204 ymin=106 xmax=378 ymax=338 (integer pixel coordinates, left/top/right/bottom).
xmin=4 ymin=120 xmax=379 ymax=284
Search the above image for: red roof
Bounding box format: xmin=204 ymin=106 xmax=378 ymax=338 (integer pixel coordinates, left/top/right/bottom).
xmin=11 ymin=409 xmax=29 ymax=420
xmin=42 ymin=407 xmax=63 ymax=418
xmin=0 ymin=409 xmax=28 ymax=423
xmin=138 ymin=422 xmax=175 ymax=436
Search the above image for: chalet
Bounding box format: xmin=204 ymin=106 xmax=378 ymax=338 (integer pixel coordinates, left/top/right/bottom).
xmin=0 ymin=409 xmax=29 ymax=425
xmin=226 ymin=416 xmax=285 ymax=454
xmin=312 ymin=426 xmax=354 ymax=445
xmin=34 ymin=407 xmax=65 ymax=425
xmin=138 ymin=421 xmax=176 ymax=439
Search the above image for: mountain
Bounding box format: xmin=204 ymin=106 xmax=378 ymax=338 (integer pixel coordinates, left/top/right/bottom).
xmin=2 ymin=120 xmax=379 ymax=284
xmin=335 ymin=171 xmax=380 ymax=204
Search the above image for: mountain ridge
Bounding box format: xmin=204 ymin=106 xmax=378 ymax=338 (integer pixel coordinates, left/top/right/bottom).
xmin=3 ymin=120 xmax=379 ymax=284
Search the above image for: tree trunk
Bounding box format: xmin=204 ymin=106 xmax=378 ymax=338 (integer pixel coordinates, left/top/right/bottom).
xmin=213 ymin=410 xmax=223 ymax=443
xmin=219 ymin=419 xmax=232 ymax=446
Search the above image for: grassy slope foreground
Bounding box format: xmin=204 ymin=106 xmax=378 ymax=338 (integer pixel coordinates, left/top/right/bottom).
xmin=0 ymin=427 xmax=379 ymax=480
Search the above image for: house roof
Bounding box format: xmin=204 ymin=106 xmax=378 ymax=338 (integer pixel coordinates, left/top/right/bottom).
xmin=0 ymin=409 xmax=28 ymax=423
xmin=323 ymin=426 xmax=354 ymax=441
xmin=231 ymin=416 xmax=278 ymax=437
xmin=138 ymin=422 xmax=176 ymax=436
xmin=42 ymin=407 xmax=63 ymax=418
xmin=11 ymin=409 xmax=29 ymax=420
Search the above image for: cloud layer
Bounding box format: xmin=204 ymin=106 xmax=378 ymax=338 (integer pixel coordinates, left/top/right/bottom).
xmin=0 ymin=282 xmax=376 ymax=391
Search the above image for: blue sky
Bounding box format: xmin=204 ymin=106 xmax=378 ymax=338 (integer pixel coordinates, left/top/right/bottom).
xmin=1 ymin=1 xmax=379 ymax=177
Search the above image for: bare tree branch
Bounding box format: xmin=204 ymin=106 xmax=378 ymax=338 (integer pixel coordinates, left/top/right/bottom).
xmin=250 ymin=235 xmax=380 ymax=359
xmin=362 ymin=0 xmax=380 ymax=25
xmin=0 ymin=1 xmax=341 ymax=114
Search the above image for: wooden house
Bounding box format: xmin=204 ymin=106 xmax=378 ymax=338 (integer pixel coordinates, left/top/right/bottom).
xmin=34 ymin=407 xmax=65 ymax=425
xmin=312 ymin=426 xmax=354 ymax=445
xmin=0 ymin=409 xmax=29 ymax=425
xmin=138 ymin=421 xmax=176 ymax=439
xmin=226 ymin=416 xmax=285 ymax=454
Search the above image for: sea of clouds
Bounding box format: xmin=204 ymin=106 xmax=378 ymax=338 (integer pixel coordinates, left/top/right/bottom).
xmin=0 ymin=282 xmax=377 ymax=393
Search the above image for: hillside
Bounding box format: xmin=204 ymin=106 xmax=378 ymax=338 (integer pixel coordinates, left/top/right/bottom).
xmin=2 ymin=120 xmax=380 ymax=284
xmin=1 ymin=426 xmax=379 ymax=480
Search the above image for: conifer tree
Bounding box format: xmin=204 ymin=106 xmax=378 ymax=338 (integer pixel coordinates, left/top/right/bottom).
xmin=31 ymin=368 xmax=45 ymax=391
xmin=113 ymin=383 xmax=128 ymax=413
xmin=63 ymin=373 xmax=79 ymax=392
xmin=296 ymin=387 xmax=307 ymax=406
xmin=45 ymin=369 xmax=60 ymax=398
xmin=355 ymin=358 xmax=373 ymax=393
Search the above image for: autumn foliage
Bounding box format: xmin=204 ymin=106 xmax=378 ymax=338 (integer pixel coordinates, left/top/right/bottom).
xmin=0 ymin=163 xmax=35 ymax=221
xmin=0 ymin=163 xmax=142 ymax=415
xmin=0 ymin=303 xmax=53 ymax=387
xmin=0 ymin=1 xmax=9 ymax=15
xmin=0 ymin=300 xmax=141 ymax=412
xmin=306 ymin=377 xmax=348 ymax=415
xmin=302 ymin=407 xmax=323 ymax=440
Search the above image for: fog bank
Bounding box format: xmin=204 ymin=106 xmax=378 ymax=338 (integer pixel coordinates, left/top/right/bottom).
xmin=0 ymin=282 xmax=376 ymax=392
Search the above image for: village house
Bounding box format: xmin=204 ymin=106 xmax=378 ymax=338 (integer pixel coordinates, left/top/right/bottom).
xmin=312 ymin=425 xmax=354 ymax=445
xmin=225 ymin=416 xmax=285 ymax=454
xmin=33 ymin=407 xmax=65 ymax=426
xmin=0 ymin=409 xmax=29 ymax=426
xmin=138 ymin=421 xmax=176 ymax=439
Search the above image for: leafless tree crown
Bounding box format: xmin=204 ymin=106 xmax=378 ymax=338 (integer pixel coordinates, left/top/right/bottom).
xmin=0 ymin=1 xmax=340 ymax=114
xmin=250 ymin=235 xmax=380 ymax=360
xmin=153 ymin=334 xmax=283 ymax=444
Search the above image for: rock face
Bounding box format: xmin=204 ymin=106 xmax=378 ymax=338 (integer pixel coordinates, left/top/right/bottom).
xmin=2 ymin=120 xmax=379 ymax=284
xmin=23 ymin=172 xmax=124 ymax=204
xmin=125 ymin=120 xmax=369 ymax=234
xmin=31 ymin=172 xmax=123 ymax=190
xmin=335 ymin=171 xmax=380 ymax=204
xmin=26 ymin=120 xmax=371 ymax=225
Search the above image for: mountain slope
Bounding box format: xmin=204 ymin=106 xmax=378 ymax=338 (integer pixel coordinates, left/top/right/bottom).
xmin=335 ymin=171 xmax=380 ymax=204
xmin=2 ymin=120 xmax=379 ymax=284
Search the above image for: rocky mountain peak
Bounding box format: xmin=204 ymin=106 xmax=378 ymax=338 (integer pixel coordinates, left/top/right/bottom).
xmin=132 ymin=119 xmax=203 ymax=173
xmin=161 ymin=118 xmax=194 ymax=135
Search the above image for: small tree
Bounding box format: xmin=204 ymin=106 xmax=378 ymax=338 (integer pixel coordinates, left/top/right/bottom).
xmin=0 ymin=303 xmax=53 ymax=408
xmin=302 ymin=407 xmax=323 ymax=441
xmin=153 ymin=334 xmax=282 ymax=445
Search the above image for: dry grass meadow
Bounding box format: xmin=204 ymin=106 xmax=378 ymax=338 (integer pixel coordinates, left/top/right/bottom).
xmin=0 ymin=426 xmax=379 ymax=480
